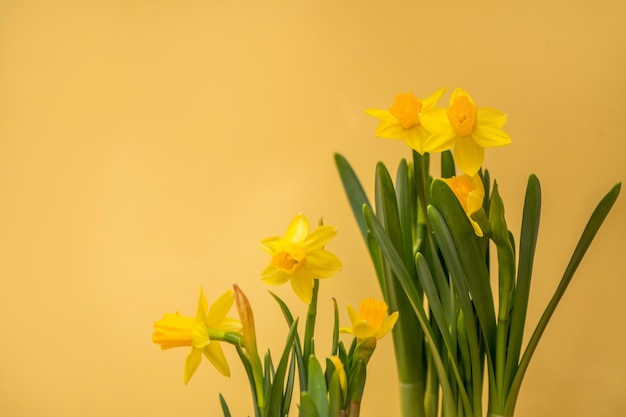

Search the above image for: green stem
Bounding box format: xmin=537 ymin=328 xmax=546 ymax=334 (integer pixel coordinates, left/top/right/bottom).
xmin=302 ymin=279 xmax=320 ymax=391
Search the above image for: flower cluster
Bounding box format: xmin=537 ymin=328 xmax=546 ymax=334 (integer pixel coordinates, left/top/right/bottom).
xmin=152 ymin=213 xmax=397 ymax=417
xmin=367 ymin=88 xmax=511 ymax=236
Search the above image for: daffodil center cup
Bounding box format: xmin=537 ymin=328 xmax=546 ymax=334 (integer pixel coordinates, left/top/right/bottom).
xmin=270 ymin=244 xmax=307 ymax=274
xmin=390 ymin=93 xmax=422 ymax=129
xmin=447 ymin=95 xmax=478 ymax=137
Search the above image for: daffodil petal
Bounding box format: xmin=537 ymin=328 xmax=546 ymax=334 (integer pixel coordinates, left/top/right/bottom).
xmin=352 ymin=321 xmax=376 ymax=339
xmin=203 ymin=341 xmax=230 ymax=377
xmin=261 ymin=264 xmax=279 ymax=278
xmin=477 ymin=108 xmax=508 ymax=128
xmin=195 ymin=288 xmax=209 ymax=322
xmin=303 ymin=225 xmax=337 ymax=251
xmin=289 ymin=274 xmax=314 ymax=303
xmin=346 ymin=303 xmax=359 ymax=324
xmin=214 ymin=317 xmax=244 ymax=332
xmin=184 ymin=348 xmax=202 ymax=385
xmin=374 ymin=120 xmax=408 ymax=141
xmin=284 ymin=214 xmax=309 ymax=243
xmin=378 ymin=312 xmax=399 ymax=338
xmin=259 ymin=236 xmax=283 ymax=255
xmin=403 ymin=125 xmax=430 ymax=154
xmin=450 ymin=88 xmax=474 ymax=105
xmin=473 ymin=125 xmax=512 ymax=148
xmin=305 ymin=250 xmax=342 ymax=278
xmin=261 ymin=269 xmax=290 ymax=285
xmin=206 ymin=290 xmax=234 ymax=326
xmin=339 ymin=326 xmax=354 ymax=335
xmin=421 ymin=87 xmax=446 ymax=110
xmin=365 ymin=108 xmax=396 ymax=122
xmin=419 ymin=108 xmax=449 ymax=131
xmin=191 ymin=322 xmax=210 ymax=349
xmin=424 ymin=130 xmax=458 ymax=153
xmin=453 ymin=138 xmax=484 ymax=176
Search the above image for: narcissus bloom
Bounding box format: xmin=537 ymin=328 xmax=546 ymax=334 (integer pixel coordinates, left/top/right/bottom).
xmin=421 ymin=88 xmax=511 ymax=175
xmin=260 ymin=214 xmax=341 ymax=303
xmin=442 ymin=173 xmax=485 ymax=237
xmin=365 ymin=88 xmax=445 ymax=154
xmin=152 ymin=288 xmax=242 ymax=384
xmin=340 ymin=299 xmax=398 ymax=340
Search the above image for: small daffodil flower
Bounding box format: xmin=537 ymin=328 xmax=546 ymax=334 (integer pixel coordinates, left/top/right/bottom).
xmin=260 ymin=214 xmax=341 ymax=303
xmin=365 ymin=88 xmax=446 ymax=154
xmin=442 ymin=173 xmax=486 ymax=237
xmin=421 ymin=88 xmax=511 ymax=175
xmin=152 ymin=288 xmax=243 ymax=384
xmin=340 ymin=299 xmax=398 ymax=340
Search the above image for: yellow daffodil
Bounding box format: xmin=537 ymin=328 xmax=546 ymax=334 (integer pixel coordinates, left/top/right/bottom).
xmin=365 ymin=88 xmax=446 ymax=154
xmin=421 ymin=88 xmax=511 ymax=175
xmin=442 ymin=173 xmax=485 ymax=237
xmin=340 ymin=299 xmax=398 ymax=340
xmin=152 ymin=288 xmax=243 ymax=384
xmin=260 ymin=214 xmax=341 ymax=303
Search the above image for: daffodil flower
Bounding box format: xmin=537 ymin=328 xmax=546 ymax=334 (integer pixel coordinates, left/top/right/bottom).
xmin=340 ymin=299 xmax=398 ymax=340
xmin=365 ymin=88 xmax=446 ymax=154
xmin=152 ymin=288 xmax=243 ymax=384
xmin=442 ymin=173 xmax=485 ymax=237
xmin=260 ymin=213 xmax=341 ymax=303
xmin=421 ymin=88 xmax=511 ymax=175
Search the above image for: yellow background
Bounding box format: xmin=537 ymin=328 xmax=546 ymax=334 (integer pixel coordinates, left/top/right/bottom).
xmin=1 ymin=1 xmax=625 ymax=416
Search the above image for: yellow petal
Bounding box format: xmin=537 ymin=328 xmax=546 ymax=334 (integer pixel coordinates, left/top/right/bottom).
xmin=402 ymin=125 xmax=430 ymax=154
xmin=365 ymin=108 xmax=396 ymax=122
xmin=450 ymin=88 xmax=475 ymax=105
xmin=191 ymin=322 xmax=210 ymax=349
xmin=215 ymin=317 xmax=244 ymax=332
xmin=352 ymin=321 xmax=376 ymax=339
xmin=206 ymin=289 xmax=234 ymax=326
xmin=374 ymin=120 xmax=408 ymax=141
xmin=477 ymin=107 xmax=508 ymax=128
xmin=184 ymin=348 xmax=202 ymax=385
xmin=377 ymin=311 xmax=399 ymax=339
xmin=289 ymin=274 xmax=315 ymax=303
xmin=195 ymin=288 xmax=209 ymax=322
xmin=261 ymin=269 xmax=290 ymax=285
xmin=423 ymin=130 xmax=458 ymax=153
xmin=203 ymin=341 xmax=230 ymax=377
xmin=421 ymin=87 xmax=446 ymax=110
xmin=284 ymin=214 xmax=309 ymax=243
xmin=305 ymin=250 xmax=342 ymax=278
xmin=303 ymin=225 xmax=337 ymax=251
xmin=453 ymin=137 xmax=484 ymax=176
xmin=472 ymin=125 xmax=512 ymax=148
xmin=346 ymin=303 xmax=359 ymax=325
xmin=259 ymin=236 xmax=283 ymax=255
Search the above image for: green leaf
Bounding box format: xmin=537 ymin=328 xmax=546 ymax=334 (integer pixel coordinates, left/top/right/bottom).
xmin=299 ymin=392 xmax=320 ymax=417
xmin=219 ymin=393 xmax=232 ymax=417
xmin=503 ymin=175 xmax=541 ymax=397
xmin=328 ymin=369 xmax=343 ymax=417
xmin=269 ymin=291 xmax=306 ymax=392
xmin=415 ymin=253 xmax=473 ymax=416
xmin=307 ymin=356 xmax=329 ymax=417
xmin=363 ymin=204 xmax=457 ymax=414
xmin=334 ymin=153 xmax=372 ymax=244
xmin=265 ymin=319 xmax=299 ymax=417
xmin=504 ymin=182 xmax=621 ymax=415
xmin=427 ymin=204 xmax=497 ymax=413
xmin=430 ymin=179 xmax=496 ymax=357
xmin=441 ymin=150 xmax=456 ymax=178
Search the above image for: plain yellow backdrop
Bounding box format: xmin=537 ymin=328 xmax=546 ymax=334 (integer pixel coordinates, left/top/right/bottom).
xmin=1 ymin=1 xmax=625 ymax=416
